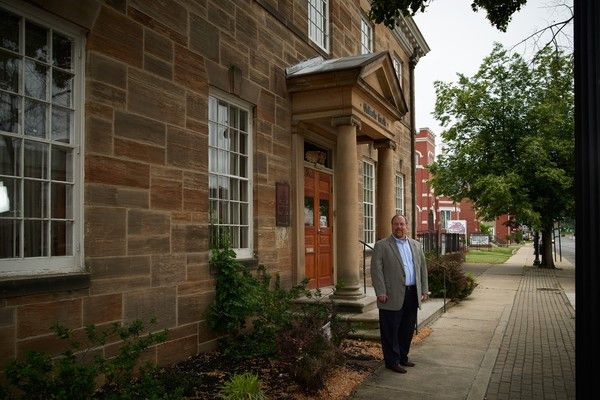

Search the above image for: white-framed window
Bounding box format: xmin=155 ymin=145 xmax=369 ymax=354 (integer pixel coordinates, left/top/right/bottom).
xmin=393 ymin=56 xmax=402 ymax=88
xmin=0 ymin=2 xmax=84 ymax=276
xmin=395 ymin=173 xmax=404 ymax=216
xmin=362 ymin=160 xmax=375 ymax=245
xmin=360 ymin=16 xmax=373 ymax=54
xmin=308 ymin=0 xmax=329 ymax=52
xmin=208 ymin=91 xmax=253 ymax=259
xmin=440 ymin=210 xmax=452 ymax=229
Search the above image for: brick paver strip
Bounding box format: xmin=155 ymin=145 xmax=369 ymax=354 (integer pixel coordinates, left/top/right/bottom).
xmin=485 ymin=267 xmax=575 ymax=399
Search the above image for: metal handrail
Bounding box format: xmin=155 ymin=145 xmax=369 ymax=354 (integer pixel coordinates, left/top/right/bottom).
xmin=359 ymin=240 xmax=374 ymax=294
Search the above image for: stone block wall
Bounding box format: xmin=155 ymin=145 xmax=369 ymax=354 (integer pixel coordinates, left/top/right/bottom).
xmin=0 ymin=0 xmax=420 ymax=368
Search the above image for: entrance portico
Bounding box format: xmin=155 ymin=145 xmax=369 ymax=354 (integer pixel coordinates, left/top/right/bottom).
xmin=286 ymin=52 xmax=408 ymax=300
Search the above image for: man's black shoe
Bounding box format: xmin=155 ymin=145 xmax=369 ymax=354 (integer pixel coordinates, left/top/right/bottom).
xmin=400 ymin=361 xmax=415 ymax=367
xmin=385 ymin=364 xmax=407 ymax=373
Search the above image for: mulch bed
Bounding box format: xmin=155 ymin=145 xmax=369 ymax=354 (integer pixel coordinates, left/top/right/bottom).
xmin=165 ymin=328 xmax=432 ymax=399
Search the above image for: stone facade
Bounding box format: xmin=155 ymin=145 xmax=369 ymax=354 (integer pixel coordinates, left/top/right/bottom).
xmin=0 ymin=0 xmax=428 ymax=367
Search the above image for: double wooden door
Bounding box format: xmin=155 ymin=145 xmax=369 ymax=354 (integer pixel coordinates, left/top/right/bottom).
xmin=304 ymin=168 xmax=333 ymax=288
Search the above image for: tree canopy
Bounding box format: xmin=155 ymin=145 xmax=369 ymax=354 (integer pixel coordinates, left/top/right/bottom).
xmin=428 ymin=45 xmax=574 ymax=266
xmin=368 ymin=0 xmax=527 ymax=32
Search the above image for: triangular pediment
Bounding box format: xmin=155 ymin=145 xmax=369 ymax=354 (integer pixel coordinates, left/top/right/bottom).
xmin=359 ymin=53 xmax=408 ymax=115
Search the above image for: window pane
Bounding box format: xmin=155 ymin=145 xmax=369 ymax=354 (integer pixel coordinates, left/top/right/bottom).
xmin=239 ymin=132 xmax=247 ymax=155
xmin=319 ymin=199 xmax=329 ymax=227
xmin=52 ymin=32 xmax=72 ymax=70
xmin=51 ymin=146 xmax=72 ymax=181
xmin=230 ymin=202 xmax=239 ymax=224
xmin=229 ymin=177 xmax=239 ymax=200
xmin=230 ymin=106 xmax=238 ymax=128
xmin=209 ymin=147 xmax=217 ymax=173
xmin=217 ymin=100 xmax=228 ymax=124
xmin=51 ymin=182 xmax=72 ymax=218
xmin=218 ymin=176 xmax=229 ymax=199
xmin=209 ymin=199 xmax=218 ymax=223
xmin=229 ymin=153 xmax=238 ymax=175
xmin=24 ymin=59 xmax=47 ymax=100
xmin=239 ymin=155 xmax=247 ymax=178
xmin=240 ymin=180 xmax=248 ymax=202
xmin=24 ymin=180 xmax=46 ymax=218
xmin=240 ymin=203 xmax=248 ymax=224
xmin=231 ymin=226 xmax=239 ymax=248
xmin=230 ymin=129 xmax=238 ymax=152
xmin=0 ymin=9 xmax=20 ymax=52
xmin=0 ymin=50 xmax=20 ymax=92
xmin=219 ymin=200 xmax=229 ymax=223
xmin=24 ymin=219 xmax=46 ymax=257
xmin=0 ymin=136 xmax=21 ymax=176
xmin=304 ymin=196 xmax=314 ymax=226
xmin=51 ymin=220 xmax=72 ymax=256
xmin=25 ymin=21 xmax=48 ymax=62
xmin=218 ymin=125 xmax=228 ymax=150
xmin=0 ymin=219 xmax=19 ymax=258
xmin=208 ymin=122 xmax=217 ymax=147
xmin=0 ymin=178 xmax=20 ymax=217
xmin=51 ymin=106 xmax=72 ymax=143
xmin=208 ymin=174 xmax=217 ymax=199
xmin=240 ymin=226 xmax=248 ymax=248
xmin=218 ymin=149 xmax=228 ymax=174
xmin=239 ymin=110 xmax=247 ymax=132
xmin=0 ymin=92 xmax=19 ymax=133
xmin=24 ymin=140 xmax=47 ymax=178
xmin=52 ymin=69 xmax=72 ymax=107
xmin=24 ymin=99 xmax=47 ymax=137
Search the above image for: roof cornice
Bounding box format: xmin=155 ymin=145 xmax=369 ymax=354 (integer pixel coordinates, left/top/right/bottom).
xmin=393 ymin=14 xmax=430 ymax=62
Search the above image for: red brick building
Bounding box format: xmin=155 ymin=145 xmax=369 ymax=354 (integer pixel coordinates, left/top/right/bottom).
xmin=0 ymin=0 xmax=429 ymax=366
xmin=415 ymin=128 xmax=512 ymax=242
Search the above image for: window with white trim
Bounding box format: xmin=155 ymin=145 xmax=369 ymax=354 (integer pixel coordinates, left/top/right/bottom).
xmin=395 ymin=173 xmax=404 ymax=216
xmin=0 ymin=4 xmax=83 ymax=276
xmin=393 ymin=57 xmax=402 ymax=88
xmin=362 ymin=160 xmax=375 ymax=245
xmin=208 ymin=94 xmax=253 ymax=258
xmin=360 ymin=16 xmax=373 ymax=54
xmin=440 ymin=210 xmax=451 ymax=229
xmin=308 ymin=0 xmax=329 ymax=52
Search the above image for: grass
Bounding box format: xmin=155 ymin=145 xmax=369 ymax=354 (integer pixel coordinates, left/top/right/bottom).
xmin=465 ymin=245 xmax=520 ymax=264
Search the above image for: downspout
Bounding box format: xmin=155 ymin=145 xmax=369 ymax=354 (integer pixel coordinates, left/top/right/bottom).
xmin=409 ymin=53 xmax=418 ymax=238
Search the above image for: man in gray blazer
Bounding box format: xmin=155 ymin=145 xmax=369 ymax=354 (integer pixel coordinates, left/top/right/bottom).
xmin=371 ymin=214 xmax=429 ymax=373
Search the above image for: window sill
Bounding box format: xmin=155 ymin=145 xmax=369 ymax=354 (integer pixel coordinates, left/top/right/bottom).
xmin=0 ymin=272 xmax=90 ymax=299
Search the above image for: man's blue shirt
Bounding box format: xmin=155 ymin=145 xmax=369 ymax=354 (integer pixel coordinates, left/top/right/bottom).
xmin=394 ymin=237 xmax=415 ymax=286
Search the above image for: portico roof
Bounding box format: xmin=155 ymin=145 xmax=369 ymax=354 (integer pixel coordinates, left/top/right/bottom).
xmin=285 ymin=52 xmax=408 ymax=141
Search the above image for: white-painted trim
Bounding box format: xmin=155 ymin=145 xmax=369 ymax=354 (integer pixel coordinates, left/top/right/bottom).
xmin=307 ymin=0 xmax=330 ymax=53
xmin=0 ymin=1 xmax=85 ymax=275
xmin=208 ymin=89 xmax=254 ymax=259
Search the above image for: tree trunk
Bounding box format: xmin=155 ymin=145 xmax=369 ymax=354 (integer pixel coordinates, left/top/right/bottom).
xmin=540 ymin=225 xmax=555 ymax=268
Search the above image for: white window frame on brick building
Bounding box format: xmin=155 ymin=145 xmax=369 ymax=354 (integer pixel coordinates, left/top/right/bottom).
xmin=208 ymin=91 xmax=254 ymax=259
xmin=0 ymin=1 xmax=84 ymax=276
xmin=393 ymin=56 xmax=402 ymax=88
xmin=360 ymin=16 xmax=373 ymax=54
xmin=440 ymin=209 xmax=452 ymax=230
xmin=395 ymin=173 xmax=404 ymax=216
xmin=308 ymin=0 xmax=329 ymax=52
xmin=362 ymin=160 xmax=375 ymax=246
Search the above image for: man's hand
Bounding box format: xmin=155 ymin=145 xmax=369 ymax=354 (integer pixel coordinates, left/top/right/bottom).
xmin=422 ymin=293 xmax=429 ymax=301
xmin=377 ymin=294 xmax=388 ymax=303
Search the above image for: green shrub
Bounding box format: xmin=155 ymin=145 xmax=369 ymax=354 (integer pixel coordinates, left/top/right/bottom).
xmin=2 ymin=320 xmax=179 ymax=400
xmin=427 ymin=253 xmax=476 ymax=300
xmin=219 ymin=373 xmax=267 ymax=400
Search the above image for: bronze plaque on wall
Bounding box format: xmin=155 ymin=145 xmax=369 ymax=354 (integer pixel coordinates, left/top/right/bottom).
xmin=276 ymin=182 xmax=290 ymax=227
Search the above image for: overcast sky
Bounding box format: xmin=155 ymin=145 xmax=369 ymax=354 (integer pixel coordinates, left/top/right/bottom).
xmin=412 ymin=0 xmax=573 ymax=154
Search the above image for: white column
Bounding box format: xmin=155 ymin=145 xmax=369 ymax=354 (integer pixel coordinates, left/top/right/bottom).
xmin=375 ymin=140 xmax=397 ymax=241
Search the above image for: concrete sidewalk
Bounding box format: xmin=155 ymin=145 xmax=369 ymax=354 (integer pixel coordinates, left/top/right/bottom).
xmin=349 ymin=244 xmax=576 ymax=400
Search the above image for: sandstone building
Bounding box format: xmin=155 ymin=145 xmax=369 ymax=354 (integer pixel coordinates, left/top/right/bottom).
xmin=0 ymin=0 xmax=429 ymax=365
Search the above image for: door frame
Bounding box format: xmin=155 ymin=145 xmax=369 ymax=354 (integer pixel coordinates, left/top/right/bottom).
xmin=292 ymin=125 xmax=337 ymax=288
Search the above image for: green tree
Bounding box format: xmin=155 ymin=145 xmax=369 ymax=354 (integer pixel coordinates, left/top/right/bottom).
xmin=368 ymin=0 xmax=527 ymax=31
xmin=428 ymin=44 xmax=574 ymax=268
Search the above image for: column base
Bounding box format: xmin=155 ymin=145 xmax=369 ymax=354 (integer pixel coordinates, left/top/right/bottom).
xmin=330 ymin=286 xmax=365 ymax=300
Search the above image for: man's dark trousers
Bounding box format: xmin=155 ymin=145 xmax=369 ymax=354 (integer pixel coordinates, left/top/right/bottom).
xmin=379 ymin=285 xmax=418 ymax=366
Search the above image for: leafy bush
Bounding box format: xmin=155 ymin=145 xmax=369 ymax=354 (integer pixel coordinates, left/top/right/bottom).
xmin=207 ymin=242 xmax=260 ymax=338
xmin=1 ymin=320 xmax=182 ymax=400
xmin=219 ymin=373 xmax=267 ymax=400
xmin=427 ymin=253 xmax=476 ymax=300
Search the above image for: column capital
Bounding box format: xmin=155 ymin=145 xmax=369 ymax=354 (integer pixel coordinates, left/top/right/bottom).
xmin=373 ymin=139 xmax=397 ymax=151
xmin=331 ymin=115 xmax=361 ymax=129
